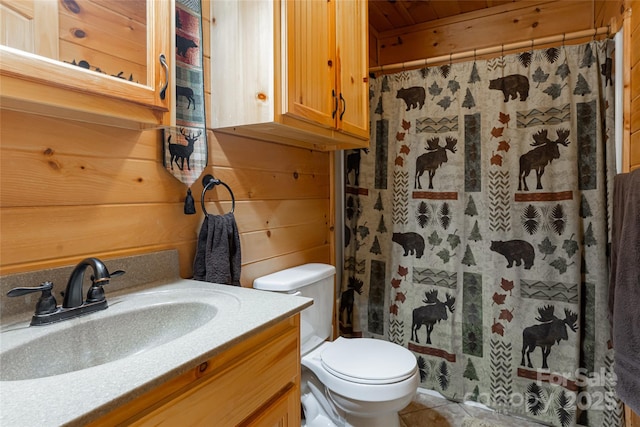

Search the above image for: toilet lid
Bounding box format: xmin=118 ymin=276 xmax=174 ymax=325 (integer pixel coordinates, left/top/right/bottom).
xmin=320 ymin=338 xmax=417 ymax=384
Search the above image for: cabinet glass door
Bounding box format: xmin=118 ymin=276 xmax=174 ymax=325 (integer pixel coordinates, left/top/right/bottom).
xmin=0 ymin=0 xmax=169 ymax=110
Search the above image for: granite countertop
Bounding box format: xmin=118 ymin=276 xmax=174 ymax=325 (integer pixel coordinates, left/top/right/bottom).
xmin=0 ymin=279 xmax=312 ymax=426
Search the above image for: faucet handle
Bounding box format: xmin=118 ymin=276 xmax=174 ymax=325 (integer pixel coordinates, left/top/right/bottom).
xmin=7 ymin=281 xmax=58 ymax=315
xmin=110 ymin=270 xmax=126 ymax=278
xmin=86 ymin=269 xmax=125 ymax=303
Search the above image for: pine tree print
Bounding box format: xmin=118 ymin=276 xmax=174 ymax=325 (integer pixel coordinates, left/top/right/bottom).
xmin=469 ymin=221 xmax=482 ymax=241
xmin=381 ymin=75 xmax=390 ymax=92
xmin=465 ymin=196 xmax=478 ymax=216
xmin=377 ymin=215 xmax=387 ymax=233
xmin=462 ymin=244 xmax=476 ymax=266
xmin=580 ymin=43 xmax=596 ymax=68
xmin=583 ymin=222 xmax=597 ymax=246
xmin=462 ymin=88 xmax=476 ymax=109
xmin=580 ymin=195 xmax=592 ymax=218
xmin=370 ymin=236 xmax=382 ymax=255
xmin=468 ymin=62 xmax=481 ymax=84
xmin=374 ymin=193 xmax=384 ymax=210
xmin=574 ymin=74 xmax=591 ymax=95
xmin=463 ymin=359 xmax=479 ymax=381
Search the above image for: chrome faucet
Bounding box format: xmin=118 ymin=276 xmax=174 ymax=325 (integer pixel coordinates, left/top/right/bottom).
xmin=7 ymin=257 xmax=124 ymax=326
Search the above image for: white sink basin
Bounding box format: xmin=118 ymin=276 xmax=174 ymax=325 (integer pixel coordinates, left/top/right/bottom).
xmin=0 ymin=286 xmax=239 ymax=381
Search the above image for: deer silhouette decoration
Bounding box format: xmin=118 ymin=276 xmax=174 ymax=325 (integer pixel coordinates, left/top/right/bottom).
xmin=411 ymin=290 xmax=455 ymax=344
xmin=415 ymin=137 xmax=457 ymax=190
xmin=169 ymin=128 xmax=202 ymax=171
xmin=340 ymin=276 xmax=364 ymax=327
xmin=521 ymin=305 xmax=578 ymax=369
xmin=518 ymin=129 xmax=570 ymax=191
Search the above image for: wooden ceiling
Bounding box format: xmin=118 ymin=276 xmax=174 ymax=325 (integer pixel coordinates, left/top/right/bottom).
xmin=368 ymin=0 xmax=520 ymax=34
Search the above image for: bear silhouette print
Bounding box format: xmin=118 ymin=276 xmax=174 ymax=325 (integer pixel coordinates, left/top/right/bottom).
xmin=396 ymin=87 xmax=426 ymax=111
xmin=490 ymin=240 xmax=535 ymax=269
xmin=392 ymin=232 xmax=425 ymax=258
xmin=488 ymin=75 xmax=529 ymax=102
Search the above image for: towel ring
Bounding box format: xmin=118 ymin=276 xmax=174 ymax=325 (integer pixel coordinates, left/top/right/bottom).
xmin=201 ymin=174 xmax=235 ymax=216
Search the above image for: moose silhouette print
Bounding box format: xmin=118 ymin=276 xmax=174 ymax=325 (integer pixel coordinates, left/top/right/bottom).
xmin=521 ymin=305 xmax=578 ymax=369
xmin=519 ymin=129 xmax=570 ymax=191
xmin=411 ymin=289 xmax=455 ymax=344
xmin=415 ymin=136 xmax=458 ymax=190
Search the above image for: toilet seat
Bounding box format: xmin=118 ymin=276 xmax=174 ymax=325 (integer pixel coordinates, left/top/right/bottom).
xmin=320 ymin=337 xmax=417 ymax=384
xmin=302 ymin=339 xmax=419 ymax=403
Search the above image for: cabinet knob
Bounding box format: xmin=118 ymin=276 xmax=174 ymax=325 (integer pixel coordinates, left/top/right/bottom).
xmin=327 ymin=60 xmax=333 ymax=67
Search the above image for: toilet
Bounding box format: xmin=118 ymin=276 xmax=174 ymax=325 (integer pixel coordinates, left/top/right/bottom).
xmin=253 ymin=263 xmax=419 ymax=427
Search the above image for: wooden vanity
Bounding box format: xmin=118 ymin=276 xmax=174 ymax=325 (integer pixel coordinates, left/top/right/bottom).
xmin=88 ymin=316 xmax=301 ymax=427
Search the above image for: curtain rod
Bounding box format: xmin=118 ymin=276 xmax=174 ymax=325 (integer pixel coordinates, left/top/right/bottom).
xmin=369 ymin=26 xmax=611 ymax=74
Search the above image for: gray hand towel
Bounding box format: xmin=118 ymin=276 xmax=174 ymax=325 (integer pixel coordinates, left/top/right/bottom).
xmin=609 ymin=168 xmax=640 ymax=413
xmin=193 ymin=212 xmax=241 ymax=286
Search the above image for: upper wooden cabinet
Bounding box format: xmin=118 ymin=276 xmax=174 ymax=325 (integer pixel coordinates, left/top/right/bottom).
xmin=0 ymin=0 xmax=172 ymax=129
xmin=210 ymin=0 xmax=369 ymax=151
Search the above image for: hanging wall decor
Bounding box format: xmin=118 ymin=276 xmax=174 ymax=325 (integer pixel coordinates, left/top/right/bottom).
xmin=163 ymin=0 xmax=208 ymax=214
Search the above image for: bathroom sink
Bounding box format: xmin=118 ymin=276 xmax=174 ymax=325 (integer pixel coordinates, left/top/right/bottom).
xmin=0 ymin=287 xmax=239 ymax=381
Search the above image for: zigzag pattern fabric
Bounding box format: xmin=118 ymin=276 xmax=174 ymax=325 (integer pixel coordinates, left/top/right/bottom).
xmin=341 ymin=40 xmax=623 ymax=426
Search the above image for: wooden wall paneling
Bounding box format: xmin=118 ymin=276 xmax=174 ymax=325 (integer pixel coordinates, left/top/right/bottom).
xmin=594 ymin=0 xmax=626 ymax=29
xmin=376 ymin=1 xmax=593 ymax=66
xmin=58 ymin=40 xmax=147 ymax=83
xmin=369 ymin=28 xmax=378 ymax=67
xmin=88 ymin=0 xmax=146 ymax=25
xmin=208 ymin=132 xmax=330 ymax=175
xmin=58 ymin=2 xmax=146 ymax=66
xmin=629 ymin=0 xmax=640 ymax=170
xmin=0 ymin=151 xmax=185 ymax=207
xmin=0 ymin=204 xmax=199 ymax=267
xmin=240 ymin=246 xmax=331 ymax=286
xmin=0 ymin=109 xmax=159 ymax=159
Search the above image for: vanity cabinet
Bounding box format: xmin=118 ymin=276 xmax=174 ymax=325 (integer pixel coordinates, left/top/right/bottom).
xmin=210 ymin=0 xmax=369 ymax=151
xmin=88 ymin=315 xmax=301 ymax=426
xmin=0 ymin=0 xmax=172 ymax=129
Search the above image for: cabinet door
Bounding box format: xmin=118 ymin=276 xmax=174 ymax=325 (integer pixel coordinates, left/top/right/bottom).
xmin=0 ymin=0 xmax=170 ymax=127
xmin=241 ymin=385 xmax=300 ymax=427
xmin=335 ymin=0 xmax=369 ymax=139
xmin=0 ymin=0 xmax=58 ymax=57
xmin=284 ymin=0 xmax=336 ymax=129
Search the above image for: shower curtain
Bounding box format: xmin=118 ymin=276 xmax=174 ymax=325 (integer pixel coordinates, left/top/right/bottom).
xmin=342 ymin=40 xmax=622 ymax=427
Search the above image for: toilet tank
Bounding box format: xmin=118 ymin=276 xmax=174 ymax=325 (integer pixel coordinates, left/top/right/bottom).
xmin=253 ymin=263 xmax=336 ymax=355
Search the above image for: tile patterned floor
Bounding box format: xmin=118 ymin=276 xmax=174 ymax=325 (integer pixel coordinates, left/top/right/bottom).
xmin=400 ymin=390 xmax=547 ymax=427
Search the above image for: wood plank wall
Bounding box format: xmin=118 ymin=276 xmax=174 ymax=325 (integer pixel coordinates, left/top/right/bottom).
xmin=370 ymin=0 xmax=625 ymax=67
xmin=630 ymin=0 xmax=640 ymax=170
xmin=0 ymin=0 xmax=332 ymax=286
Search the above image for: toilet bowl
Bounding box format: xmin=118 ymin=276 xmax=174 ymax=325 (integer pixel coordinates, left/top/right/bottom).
xmin=253 ymin=264 xmax=419 ymax=427
xmin=302 ymin=337 xmax=419 ymax=427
